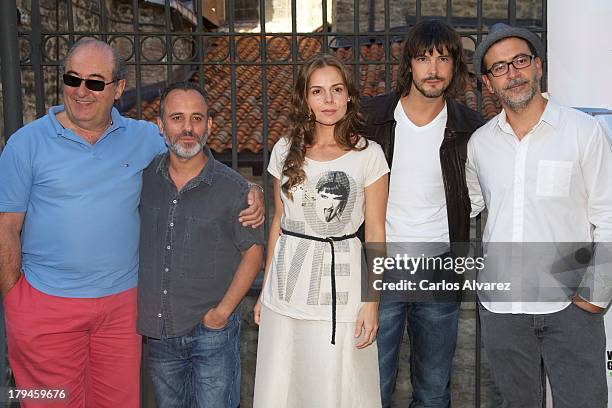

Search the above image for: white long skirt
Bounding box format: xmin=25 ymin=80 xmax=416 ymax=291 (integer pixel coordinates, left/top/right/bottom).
xmin=253 ymin=305 xmax=382 ymax=408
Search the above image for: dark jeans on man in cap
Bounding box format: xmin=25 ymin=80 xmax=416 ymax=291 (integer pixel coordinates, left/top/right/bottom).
xmin=479 ymin=302 xmax=607 ymax=408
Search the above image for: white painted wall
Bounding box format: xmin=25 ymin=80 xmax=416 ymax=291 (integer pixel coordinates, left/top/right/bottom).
xmin=548 ymin=0 xmax=612 ymax=109
xmin=548 ymin=2 xmax=612 ymax=406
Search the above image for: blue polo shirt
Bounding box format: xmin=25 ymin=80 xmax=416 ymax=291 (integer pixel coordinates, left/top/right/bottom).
xmin=0 ymin=105 xmax=166 ymax=297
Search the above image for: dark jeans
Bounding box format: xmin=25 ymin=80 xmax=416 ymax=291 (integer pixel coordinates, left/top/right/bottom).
xmin=147 ymin=311 xmax=241 ymax=408
xmin=377 ymin=301 xmax=460 ymax=408
xmin=479 ymin=302 xmax=607 ymax=408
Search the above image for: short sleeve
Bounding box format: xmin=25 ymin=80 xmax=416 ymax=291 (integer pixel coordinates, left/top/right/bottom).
xmin=142 ymin=120 xmax=167 ymax=156
xmin=154 ymin=133 xmax=167 ymax=155
xmin=0 ymin=141 xmax=33 ymax=212
xmin=232 ymin=186 xmax=265 ymax=251
xmin=364 ymin=141 xmax=390 ymax=187
xmin=267 ymin=138 xmax=290 ymax=179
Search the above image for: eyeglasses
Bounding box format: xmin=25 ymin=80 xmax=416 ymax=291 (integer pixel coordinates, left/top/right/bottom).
xmin=62 ymin=74 xmax=116 ymax=91
xmin=485 ymin=54 xmax=535 ymax=77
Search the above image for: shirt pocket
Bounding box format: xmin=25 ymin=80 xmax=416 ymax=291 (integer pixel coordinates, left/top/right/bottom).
xmin=536 ymin=160 xmax=573 ymax=198
xmin=180 ymin=216 xmax=220 ymax=279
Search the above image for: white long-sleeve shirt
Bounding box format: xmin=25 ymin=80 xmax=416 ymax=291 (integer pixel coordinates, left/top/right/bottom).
xmin=466 ymin=97 xmax=612 ymax=314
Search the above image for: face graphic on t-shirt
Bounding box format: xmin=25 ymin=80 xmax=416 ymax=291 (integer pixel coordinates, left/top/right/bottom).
xmin=316 ymin=188 xmax=346 ymax=222
xmin=314 ymin=171 xmax=350 ymax=224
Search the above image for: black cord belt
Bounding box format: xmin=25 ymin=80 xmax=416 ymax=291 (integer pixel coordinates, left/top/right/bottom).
xmin=281 ymin=228 xmax=358 ymax=345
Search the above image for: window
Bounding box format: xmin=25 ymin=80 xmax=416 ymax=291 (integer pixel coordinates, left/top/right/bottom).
xmin=234 ymin=0 xmax=259 ymax=22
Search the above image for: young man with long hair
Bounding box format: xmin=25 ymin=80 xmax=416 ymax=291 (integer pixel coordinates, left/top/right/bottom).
xmin=362 ymin=20 xmax=485 ymax=407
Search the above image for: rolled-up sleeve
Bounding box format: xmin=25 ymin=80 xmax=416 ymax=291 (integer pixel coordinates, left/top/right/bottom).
xmin=232 ymin=187 xmax=265 ymax=251
xmin=466 ymin=139 xmax=485 ymax=218
xmin=577 ymin=121 xmax=612 ymax=308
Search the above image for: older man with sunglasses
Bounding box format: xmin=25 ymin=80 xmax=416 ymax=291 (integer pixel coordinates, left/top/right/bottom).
xmin=0 ymin=39 xmax=263 ymax=407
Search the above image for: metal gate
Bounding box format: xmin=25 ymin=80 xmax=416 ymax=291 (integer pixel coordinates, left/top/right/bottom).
xmin=0 ymin=0 xmax=547 ymax=406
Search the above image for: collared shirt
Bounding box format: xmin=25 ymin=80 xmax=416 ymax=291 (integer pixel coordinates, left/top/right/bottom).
xmin=137 ymin=148 xmax=264 ymax=338
xmin=467 ymin=98 xmax=612 ymax=314
xmin=0 ymin=105 xmax=166 ymax=297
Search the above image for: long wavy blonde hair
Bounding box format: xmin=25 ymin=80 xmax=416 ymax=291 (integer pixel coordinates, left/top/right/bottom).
xmin=282 ymin=54 xmax=366 ymax=198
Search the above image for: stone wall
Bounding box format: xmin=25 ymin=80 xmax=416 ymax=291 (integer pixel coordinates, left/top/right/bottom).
xmin=333 ymin=0 xmax=543 ymax=32
xmin=238 ymin=0 xmax=332 ymax=33
xmin=3 ymin=0 xmax=192 ymax=135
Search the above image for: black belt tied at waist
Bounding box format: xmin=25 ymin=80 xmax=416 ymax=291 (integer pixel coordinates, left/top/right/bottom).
xmin=281 ymin=228 xmax=358 ymax=345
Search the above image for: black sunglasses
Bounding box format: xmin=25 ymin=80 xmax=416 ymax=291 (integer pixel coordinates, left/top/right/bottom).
xmin=63 ymin=74 xmax=116 ymax=91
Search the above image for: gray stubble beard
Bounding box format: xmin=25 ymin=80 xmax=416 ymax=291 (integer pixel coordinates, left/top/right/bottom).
xmin=494 ymin=71 xmax=540 ymax=113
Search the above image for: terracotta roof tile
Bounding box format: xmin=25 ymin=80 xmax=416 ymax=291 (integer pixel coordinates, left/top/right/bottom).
xmin=127 ymin=36 xmax=501 ymax=154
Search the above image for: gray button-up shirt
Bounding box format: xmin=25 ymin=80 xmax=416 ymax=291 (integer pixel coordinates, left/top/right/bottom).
xmin=137 ymin=148 xmax=264 ymax=338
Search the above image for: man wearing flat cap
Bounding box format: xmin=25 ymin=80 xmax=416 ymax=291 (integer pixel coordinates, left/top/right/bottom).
xmin=466 ymin=23 xmax=612 ymax=407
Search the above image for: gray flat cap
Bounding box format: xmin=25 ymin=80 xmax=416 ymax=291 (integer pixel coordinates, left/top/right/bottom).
xmin=473 ymin=23 xmax=545 ymax=80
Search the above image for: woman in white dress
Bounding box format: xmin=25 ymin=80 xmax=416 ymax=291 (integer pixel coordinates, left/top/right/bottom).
xmin=253 ymin=54 xmax=389 ymax=408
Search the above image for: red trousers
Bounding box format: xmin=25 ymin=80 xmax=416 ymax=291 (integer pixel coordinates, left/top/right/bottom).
xmin=4 ymin=275 xmax=141 ymax=407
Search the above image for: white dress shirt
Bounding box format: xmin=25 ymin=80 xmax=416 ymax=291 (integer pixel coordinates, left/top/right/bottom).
xmin=466 ymin=97 xmax=612 ymax=314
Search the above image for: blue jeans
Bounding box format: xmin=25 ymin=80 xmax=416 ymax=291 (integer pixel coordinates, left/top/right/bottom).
xmin=377 ymin=301 xmax=460 ymax=408
xmin=146 ymin=311 xmax=241 ymax=408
